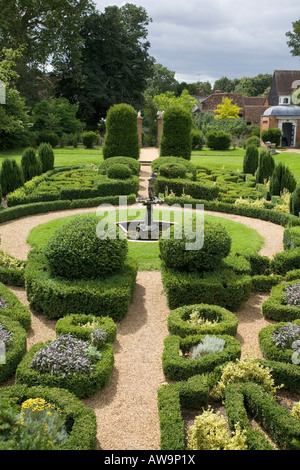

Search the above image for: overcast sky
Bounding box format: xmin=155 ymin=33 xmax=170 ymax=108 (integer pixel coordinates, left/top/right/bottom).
xmin=95 ymin=0 xmax=299 ymax=85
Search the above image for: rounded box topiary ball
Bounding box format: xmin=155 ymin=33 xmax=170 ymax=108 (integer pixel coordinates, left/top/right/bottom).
xmin=44 ymin=215 xmax=128 ymax=280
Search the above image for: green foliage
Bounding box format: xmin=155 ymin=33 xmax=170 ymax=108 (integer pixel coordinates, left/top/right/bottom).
xmin=255 ymin=149 xmax=275 ymax=184
xmin=243 ymin=144 xmax=259 ymax=175
xmin=261 ymin=128 xmax=282 ymax=146
xmin=259 ymin=320 xmax=300 ymax=363
xmin=21 ymin=148 xmax=42 ymax=182
xmin=37 ymin=143 xmax=54 ymax=173
xmin=82 ymin=131 xmax=98 ymax=149
xmin=269 ymin=162 xmax=297 ymax=196
xmin=0 ymin=158 xmax=24 ymax=196
xmin=214 ymin=97 xmax=241 ymax=120
xmin=283 ymin=226 xmax=300 ymax=250
xmin=155 ymin=177 xmax=219 ymax=200
xmin=36 ymin=131 xmax=59 ymax=148
xmin=107 ymin=163 xmax=132 ymax=180
xmin=0 ymin=315 xmax=27 ymax=384
xmin=153 ymin=89 xmax=197 ymax=113
xmin=44 ymin=215 xmax=128 ymax=280
xmin=206 ymin=130 xmax=231 ymax=150
xmin=103 ymin=104 xmax=139 ymax=160
xmin=262 ymin=280 xmax=300 ymax=321
xmin=55 ymin=314 xmax=116 ymax=344
xmin=245 ymin=135 xmax=260 ymax=147
xmin=290 ymin=186 xmax=300 ymax=216
xmin=190 ymin=128 xmax=204 ymax=150
xmin=271 ymin=248 xmax=300 ymax=275
xmin=32 ymin=98 xmax=84 ymax=137
xmin=192 ymin=335 xmax=226 ymax=359
xmin=151 ymin=157 xmax=197 ymax=179
xmin=160 ymin=105 xmax=192 ymax=160
xmin=0 ymin=282 xmax=31 ymax=330
xmin=286 ymin=19 xmax=300 ymax=57
xmin=159 ymin=163 xmax=187 ymax=179
xmin=99 ymin=156 xmax=140 ymax=176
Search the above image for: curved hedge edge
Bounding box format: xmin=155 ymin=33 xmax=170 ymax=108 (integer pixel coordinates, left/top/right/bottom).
xmin=0 ymin=384 xmax=97 ymax=450
xmin=55 ymin=314 xmax=117 ymax=344
xmin=258 ymin=320 xmax=300 ymax=364
xmin=251 ymin=274 xmax=282 ymax=292
xmin=0 ymin=315 xmax=27 ymax=383
xmin=0 ymin=265 xmax=25 ymax=287
xmin=162 ymin=334 xmax=241 ymax=381
xmin=225 ymin=382 xmax=300 ymax=450
xmin=157 ymin=375 xmax=209 ymax=451
xmin=262 ymin=281 xmax=300 ymax=321
xmin=15 ymin=340 xmax=114 ymax=399
xmin=0 ymin=282 xmax=31 ymax=330
xmin=256 ymin=358 xmax=300 ymax=393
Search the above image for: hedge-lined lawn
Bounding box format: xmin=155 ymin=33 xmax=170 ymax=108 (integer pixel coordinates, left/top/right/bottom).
xmin=26 ymin=209 xmax=263 ymax=271
xmin=0 ymin=146 xmax=103 ymax=168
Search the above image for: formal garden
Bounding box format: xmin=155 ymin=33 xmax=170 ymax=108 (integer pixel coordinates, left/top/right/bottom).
xmin=1 ymin=99 xmax=300 ymax=452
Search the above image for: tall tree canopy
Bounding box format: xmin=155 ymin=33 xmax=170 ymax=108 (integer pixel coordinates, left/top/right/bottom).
xmin=54 ymin=4 xmax=154 ymax=129
xmin=213 ymin=74 xmax=272 ymax=96
xmin=286 ymin=18 xmax=300 ymax=57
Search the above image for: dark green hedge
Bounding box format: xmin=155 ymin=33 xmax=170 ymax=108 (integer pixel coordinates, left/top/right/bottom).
xmin=162 ymin=334 xmax=241 ymax=381
xmin=258 ymin=320 xmax=300 ymax=363
xmin=0 ymin=283 xmax=31 ymax=330
xmin=25 ymin=249 xmax=137 ymax=322
xmin=0 ymin=265 xmax=25 ymax=287
xmin=161 ymin=263 xmax=252 ymax=311
xmin=167 ymin=304 xmax=238 ymax=338
xmin=155 ymin=176 xmax=219 ymax=200
xmin=0 ymin=315 xmax=27 ymax=383
xmin=0 ymin=384 xmax=97 ymax=450
xmin=99 ymin=156 xmax=140 ymax=176
xmin=225 ymin=382 xmax=300 ymax=450
xmin=284 ymin=226 xmax=300 ymax=250
xmin=55 ymin=314 xmax=117 ymax=344
xmin=251 ymin=274 xmax=282 ymax=292
xmin=15 ymin=340 xmax=114 ymax=399
xmin=258 ymin=358 xmax=300 ymax=393
xmin=271 ymin=248 xmax=300 ymax=275
xmin=160 ymin=106 xmax=192 ymax=160
xmin=262 ymin=281 xmax=300 ymax=321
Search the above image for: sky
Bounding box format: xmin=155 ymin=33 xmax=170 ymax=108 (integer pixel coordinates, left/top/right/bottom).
xmin=95 ymin=0 xmax=300 ymax=86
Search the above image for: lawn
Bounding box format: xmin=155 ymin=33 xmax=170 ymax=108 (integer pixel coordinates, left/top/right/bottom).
xmin=26 ymin=209 xmax=264 ymax=271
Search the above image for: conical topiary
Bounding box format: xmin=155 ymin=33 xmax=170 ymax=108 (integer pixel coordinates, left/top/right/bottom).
xmin=255 ymin=150 xmax=275 ymax=184
xmin=0 ymin=158 xmax=24 ymax=196
xmin=38 ymin=143 xmax=55 ymax=172
xmin=160 ymin=106 xmax=192 ymax=160
xmin=243 ymin=144 xmax=259 ymax=175
xmin=21 ymin=147 xmax=42 ymax=182
xmin=103 ymin=104 xmax=139 ymax=160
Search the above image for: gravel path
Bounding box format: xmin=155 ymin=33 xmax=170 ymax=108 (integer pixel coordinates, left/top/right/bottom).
xmin=0 ymin=148 xmax=285 ymax=449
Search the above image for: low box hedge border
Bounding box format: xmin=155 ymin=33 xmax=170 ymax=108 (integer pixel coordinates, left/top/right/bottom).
xmin=0 ymin=282 xmax=31 ymax=330
xmin=161 ymin=264 xmax=252 ymax=312
xmin=0 ymin=384 xmax=97 ymax=450
xmin=257 ymin=358 xmax=300 ymax=393
xmin=0 ymin=265 xmax=25 ymax=287
xmin=251 ymin=274 xmax=282 ymax=292
xmin=0 ymin=315 xmax=27 ymax=383
xmin=15 ymin=340 xmax=114 ymax=399
xmin=25 ymin=249 xmax=138 ymax=322
xmin=155 ymin=176 xmax=220 ymax=201
xmin=157 ymin=375 xmax=209 ymax=451
xmin=262 ymin=280 xmax=300 ymax=321
xmin=167 ymin=304 xmax=238 ymax=338
xmin=225 ymin=382 xmax=300 ymax=450
xmin=55 ymin=314 xmax=117 ymax=344
xmin=258 ymin=320 xmax=300 ymax=364
xmin=162 ymin=334 xmax=241 ymax=381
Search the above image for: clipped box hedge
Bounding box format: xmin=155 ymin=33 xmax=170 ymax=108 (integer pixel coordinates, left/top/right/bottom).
xmin=167 ymin=304 xmax=238 ymax=338
xmin=161 ymin=264 xmax=252 ymax=311
xmin=0 ymin=282 xmax=31 ymax=330
xmin=55 ymin=314 xmax=117 ymax=344
xmin=162 ymin=334 xmax=241 ymax=381
xmin=25 ymin=249 xmax=137 ymax=322
xmin=0 ymin=384 xmax=97 ymax=450
xmin=15 ymin=340 xmax=114 ymax=399
xmin=155 ymin=176 xmax=219 ymax=200
xmin=0 ymin=315 xmax=27 ymax=383
xmin=0 ymin=265 xmax=25 ymax=287
xmin=271 ymin=248 xmax=300 ymax=275
xmin=258 ymin=320 xmax=300 ymax=364
xmin=251 ymin=274 xmax=282 ymax=292
xmin=262 ymin=280 xmax=300 ymax=321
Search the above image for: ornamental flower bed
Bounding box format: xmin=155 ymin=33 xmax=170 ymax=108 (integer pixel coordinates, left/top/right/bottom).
xmin=0 ymin=315 xmax=27 ymax=383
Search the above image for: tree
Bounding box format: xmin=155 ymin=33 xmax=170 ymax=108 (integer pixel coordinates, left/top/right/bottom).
xmin=54 ymin=4 xmax=154 ymax=128
xmin=32 ymin=98 xmax=84 ymax=136
xmin=255 ymin=150 xmax=275 ymax=184
xmin=145 ymin=63 xmax=178 ymax=96
xmin=243 ymin=145 xmax=259 ymax=175
xmin=160 ymin=106 xmax=192 ymax=160
xmin=153 ymin=90 xmax=197 ymax=114
xmin=103 ymin=104 xmax=139 ymax=160
xmin=0 ymin=158 xmax=24 ymax=196
xmin=286 ymin=18 xmax=300 ymax=57
xmin=214 ymin=97 xmax=241 ymax=120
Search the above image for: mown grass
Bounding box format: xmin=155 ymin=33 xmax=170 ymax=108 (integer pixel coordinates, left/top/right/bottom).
xmin=26 ymin=209 xmax=264 ymax=271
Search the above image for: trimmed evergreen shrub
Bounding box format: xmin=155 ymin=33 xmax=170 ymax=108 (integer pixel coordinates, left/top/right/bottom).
xmin=271 ymin=248 xmax=300 ymax=275
xmin=37 ymin=143 xmax=55 ymax=173
xmin=55 ymin=314 xmax=117 ymax=344
xmin=283 ymin=226 xmax=300 ymax=250
xmin=160 ymin=106 xmax=192 ymax=160
xmin=103 ymin=104 xmax=139 ymax=160
xmin=21 ymin=148 xmax=42 ymax=182
xmin=155 ymin=177 xmax=219 ymax=200
xmin=243 ymin=144 xmax=259 ymax=175
xmin=159 ymin=222 xmax=231 ymax=272
xmin=251 ymin=274 xmax=282 ymax=292
xmin=107 ymin=163 xmax=132 ymax=180
xmin=269 ymin=162 xmax=297 ymax=197
xmin=290 ymin=186 xmax=300 ymax=216
xmin=151 ymin=157 xmax=197 ymax=180
xmin=206 ymin=130 xmax=231 ymax=151
xmin=0 ymin=282 xmax=31 ymax=330
xmin=0 ymin=315 xmax=27 ymax=383
xmin=82 ymin=131 xmax=98 ymax=149
xmin=0 ymin=158 xmax=24 ymax=197
xmin=36 ymin=131 xmax=59 ymax=148
xmin=191 ymin=128 xmax=204 ymax=150
xmin=44 ymin=215 xmax=128 ymax=280
xmin=261 ymin=128 xmax=282 ymax=147
xmin=255 ymin=149 xmax=275 ymax=184
xmin=159 ymin=163 xmax=187 ymax=179
xmin=258 ymin=320 xmax=300 ymax=363
xmin=99 ymin=157 xmax=140 ymax=176
xmin=262 ymin=281 xmax=300 ymax=321
xmin=0 ymin=384 xmax=97 ymax=450
xmin=245 ymin=135 xmax=260 ymax=147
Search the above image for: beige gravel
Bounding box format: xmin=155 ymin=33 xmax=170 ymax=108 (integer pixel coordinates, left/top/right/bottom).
xmin=0 ymin=147 xmax=285 ymax=449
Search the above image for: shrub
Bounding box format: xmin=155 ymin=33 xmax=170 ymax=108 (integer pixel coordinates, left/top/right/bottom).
xmin=103 ymin=104 xmax=139 ymax=160
xmin=44 ymin=215 xmax=128 ymax=280
xmin=159 ymin=222 xmax=231 ymax=272
xmin=37 ymin=143 xmax=55 ymax=173
xmin=191 ymin=128 xmax=204 ymax=150
xmin=0 ymin=384 xmax=97 ymax=450
xmin=151 ymin=157 xmax=197 ymax=180
xmin=107 ymin=163 xmax=132 ymax=180
xmin=192 ymin=335 xmax=226 ymax=359
xmin=245 ymin=135 xmax=260 ymax=147
xmin=255 ymin=149 xmax=275 ymax=184
xmin=262 ymin=281 xmax=300 ymax=321
xmin=271 ymin=248 xmax=300 ymax=275
xmin=0 ymin=283 xmax=31 ymax=330
xmin=290 ymin=186 xmax=300 ymax=216
xmin=160 ymin=106 xmax=192 ymax=160
xmin=0 ymin=315 xmax=27 ymax=383
xmin=21 ymin=148 xmax=42 ymax=182
xmin=283 ymin=226 xmax=300 ymax=250
xmin=261 ymin=128 xmax=282 ymax=147
xmin=55 ymin=314 xmax=116 ymax=344
xmin=259 ymin=320 xmax=300 ymax=364
xmin=155 ymin=177 xmax=219 ymax=200
xmin=269 ymin=162 xmax=296 ymax=197
xmin=82 ymin=131 xmax=98 ymax=149
xmin=159 ymin=163 xmax=187 ymax=179
xmin=206 ymin=130 xmax=231 ymax=150
xmin=243 ymin=144 xmax=259 ymax=175
xmin=36 ymin=131 xmax=59 ymax=148
xmin=99 ymin=157 xmax=140 ymax=176
xmin=0 ymin=158 xmax=24 ymax=197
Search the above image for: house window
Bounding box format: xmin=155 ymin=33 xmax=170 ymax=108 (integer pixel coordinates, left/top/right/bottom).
xmin=280 ymin=96 xmax=290 ymax=104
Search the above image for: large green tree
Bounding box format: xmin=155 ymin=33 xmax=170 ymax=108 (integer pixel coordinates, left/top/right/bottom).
xmin=54 ymin=4 xmax=154 ymax=129
xmin=286 ymin=18 xmax=300 ymax=57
